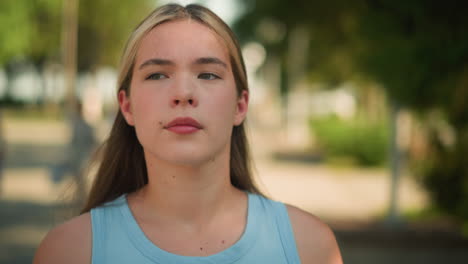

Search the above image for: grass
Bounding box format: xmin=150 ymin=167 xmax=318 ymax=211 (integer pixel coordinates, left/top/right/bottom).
xmin=2 ymin=105 xmax=65 ymax=121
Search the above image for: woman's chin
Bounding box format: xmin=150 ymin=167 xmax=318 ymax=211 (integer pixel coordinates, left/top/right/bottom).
xmin=143 ymin=142 xmax=229 ymax=168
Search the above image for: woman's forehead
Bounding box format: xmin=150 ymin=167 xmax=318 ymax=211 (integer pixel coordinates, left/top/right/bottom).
xmin=136 ymin=19 xmax=230 ymax=65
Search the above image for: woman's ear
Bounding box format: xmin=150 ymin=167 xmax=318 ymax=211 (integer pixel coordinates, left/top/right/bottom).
xmin=234 ymin=90 xmax=249 ymax=126
xmin=118 ymin=90 xmax=135 ymax=126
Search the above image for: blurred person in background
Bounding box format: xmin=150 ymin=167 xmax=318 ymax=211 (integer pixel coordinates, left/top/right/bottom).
xmin=51 ymin=102 xmax=96 ymax=202
xmin=34 ymin=3 xmax=342 ymax=264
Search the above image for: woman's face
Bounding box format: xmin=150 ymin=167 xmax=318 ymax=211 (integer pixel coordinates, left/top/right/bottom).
xmin=119 ymin=19 xmax=248 ymax=166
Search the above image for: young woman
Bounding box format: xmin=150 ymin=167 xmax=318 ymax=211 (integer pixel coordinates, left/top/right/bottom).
xmin=34 ymin=3 xmax=342 ymax=264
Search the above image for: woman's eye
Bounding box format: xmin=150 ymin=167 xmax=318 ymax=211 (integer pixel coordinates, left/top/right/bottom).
xmin=198 ymin=73 xmax=220 ymax=80
xmin=146 ymin=73 xmax=167 ymax=80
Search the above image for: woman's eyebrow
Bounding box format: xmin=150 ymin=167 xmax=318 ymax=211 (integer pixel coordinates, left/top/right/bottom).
xmin=139 ymin=58 xmax=175 ymax=70
xmin=138 ymin=57 xmax=227 ymax=70
xmin=194 ymin=57 xmax=227 ymax=68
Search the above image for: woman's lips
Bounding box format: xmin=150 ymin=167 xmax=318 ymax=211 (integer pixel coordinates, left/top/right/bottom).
xmin=164 ymin=117 xmax=202 ymax=134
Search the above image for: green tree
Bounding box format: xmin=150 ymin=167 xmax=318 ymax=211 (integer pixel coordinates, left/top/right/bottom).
xmin=0 ymin=0 xmax=62 ymax=103
xmin=235 ymin=0 xmax=468 ymax=222
xmin=77 ymin=0 xmax=154 ymax=71
xmin=0 ymin=0 xmax=154 ymax=104
xmin=0 ymin=0 xmax=33 ymax=65
xmin=355 ymin=0 xmax=468 ymax=221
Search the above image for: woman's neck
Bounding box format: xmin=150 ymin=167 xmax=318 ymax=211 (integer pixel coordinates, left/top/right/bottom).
xmin=129 ymin=148 xmax=244 ymax=228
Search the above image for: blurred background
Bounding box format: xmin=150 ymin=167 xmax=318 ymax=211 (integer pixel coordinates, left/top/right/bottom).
xmin=1 ymin=0 xmax=467 ymax=263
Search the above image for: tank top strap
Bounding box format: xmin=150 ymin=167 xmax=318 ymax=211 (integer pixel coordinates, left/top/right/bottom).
xmin=90 ymin=195 xmax=127 ymax=264
xmin=261 ymin=197 xmax=301 ymax=264
xmin=91 ymin=206 xmax=104 ymax=264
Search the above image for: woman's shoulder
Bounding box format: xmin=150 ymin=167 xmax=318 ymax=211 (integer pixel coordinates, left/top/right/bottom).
xmin=33 ymin=212 xmax=92 ymax=264
xmin=285 ymin=204 xmax=343 ymax=264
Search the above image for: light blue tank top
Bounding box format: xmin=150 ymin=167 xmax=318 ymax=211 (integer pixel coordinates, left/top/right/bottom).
xmin=90 ymin=192 xmax=301 ymax=264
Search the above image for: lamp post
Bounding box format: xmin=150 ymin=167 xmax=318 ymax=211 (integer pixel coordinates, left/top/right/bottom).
xmin=387 ymin=99 xmax=403 ymax=226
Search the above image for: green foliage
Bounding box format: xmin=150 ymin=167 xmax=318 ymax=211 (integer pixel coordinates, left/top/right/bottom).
xmin=236 ymin=0 xmax=468 ymax=223
xmin=357 ymin=0 xmax=468 ymax=223
xmin=0 ymin=0 xmax=63 ymax=65
xmin=356 ymin=0 xmax=468 ymax=111
xmin=413 ymin=128 xmax=468 ymax=222
xmin=310 ymin=116 xmax=389 ymax=166
xmin=77 ymin=0 xmax=155 ymax=70
xmin=234 ymin=0 xmax=363 ymax=87
xmin=0 ymin=0 xmax=154 ymax=70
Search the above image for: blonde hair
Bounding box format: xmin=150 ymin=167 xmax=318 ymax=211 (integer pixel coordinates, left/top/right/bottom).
xmin=81 ymin=3 xmax=262 ymax=213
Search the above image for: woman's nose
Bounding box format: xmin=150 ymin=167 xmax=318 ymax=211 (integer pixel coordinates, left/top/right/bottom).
xmin=170 ymin=76 xmax=198 ymax=108
xmin=172 ymin=97 xmax=196 ymax=107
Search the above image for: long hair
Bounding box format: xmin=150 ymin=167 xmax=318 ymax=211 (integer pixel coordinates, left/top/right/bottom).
xmin=81 ymin=4 xmax=262 ymax=213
